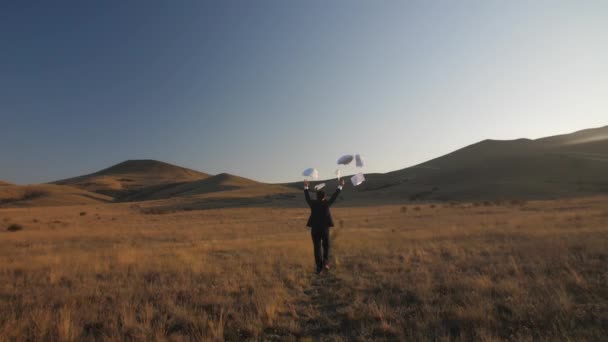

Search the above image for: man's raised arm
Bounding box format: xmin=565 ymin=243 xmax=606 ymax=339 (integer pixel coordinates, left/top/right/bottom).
xmin=304 ymin=180 xmax=312 ymax=206
xmin=327 ymin=179 xmax=345 ymax=206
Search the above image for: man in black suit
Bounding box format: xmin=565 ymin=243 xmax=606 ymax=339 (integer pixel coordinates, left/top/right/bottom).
xmin=303 ymin=178 xmax=345 ymax=274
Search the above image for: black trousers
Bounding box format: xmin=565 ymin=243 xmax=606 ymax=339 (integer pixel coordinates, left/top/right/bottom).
xmin=311 ymin=227 xmax=330 ymax=270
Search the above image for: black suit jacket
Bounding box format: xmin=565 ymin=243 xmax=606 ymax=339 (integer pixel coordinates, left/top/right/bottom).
xmin=304 ymin=187 xmax=341 ymax=228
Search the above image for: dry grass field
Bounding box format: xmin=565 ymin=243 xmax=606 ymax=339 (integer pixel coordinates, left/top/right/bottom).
xmin=0 ymin=196 xmax=607 ymax=341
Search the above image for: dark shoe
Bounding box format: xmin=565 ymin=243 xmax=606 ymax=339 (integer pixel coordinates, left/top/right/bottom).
xmin=316 ymin=266 xmax=323 ymax=274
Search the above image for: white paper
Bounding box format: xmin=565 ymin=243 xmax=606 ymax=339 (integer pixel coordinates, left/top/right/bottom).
xmin=350 ymin=173 xmax=365 ymax=186
xmin=314 ymin=183 xmax=326 ymax=190
xmin=302 ymin=168 xmax=319 ymax=180
xmin=355 ymin=154 xmax=365 ymax=168
xmin=337 ymin=154 xmax=354 ymax=165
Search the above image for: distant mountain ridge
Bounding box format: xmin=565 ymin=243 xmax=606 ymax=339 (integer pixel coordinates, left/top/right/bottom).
xmin=536 ymin=125 xmax=608 ymax=146
xmin=361 ymin=125 xmax=608 ymax=201
xmin=48 ymin=160 xmax=298 ymax=206
xmin=52 ymin=159 xmax=209 ymax=197
xmin=3 ymin=125 xmax=606 ymax=207
xmin=95 ymin=160 xmax=205 ymax=178
xmin=121 ymin=172 xmax=297 ymax=202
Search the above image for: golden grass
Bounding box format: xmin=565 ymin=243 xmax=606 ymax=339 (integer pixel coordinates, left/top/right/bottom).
xmin=0 ymin=184 xmax=111 ymax=207
xmin=0 ymin=197 xmax=607 ymax=341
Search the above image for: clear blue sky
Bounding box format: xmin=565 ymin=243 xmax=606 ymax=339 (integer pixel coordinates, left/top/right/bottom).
xmin=1 ymin=1 xmax=606 ymax=184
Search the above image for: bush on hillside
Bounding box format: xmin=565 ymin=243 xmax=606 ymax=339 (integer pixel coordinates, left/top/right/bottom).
xmin=7 ymin=224 xmax=23 ymax=232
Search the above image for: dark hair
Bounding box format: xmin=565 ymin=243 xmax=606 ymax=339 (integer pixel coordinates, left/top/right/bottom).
xmin=316 ymin=190 xmax=326 ymax=200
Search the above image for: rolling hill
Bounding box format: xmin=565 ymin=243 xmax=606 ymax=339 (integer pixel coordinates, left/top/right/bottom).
xmin=122 ymin=173 xmax=300 ymax=212
xmin=122 ymin=173 xmax=297 ymax=202
xmin=52 ymin=160 xmax=209 ymax=197
xmin=51 ymin=161 xmax=299 ymax=209
xmin=0 ymin=184 xmax=112 ymax=207
xmin=349 ymin=125 xmax=608 ymax=201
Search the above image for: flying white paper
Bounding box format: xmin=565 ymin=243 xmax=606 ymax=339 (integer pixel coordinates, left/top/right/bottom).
xmin=355 ymin=154 xmax=365 ymax=168
xmin=337 ymin=154 xmax=354 ymax=165
xmin=350 ymin=173 xmax=366 ymax=186
xmin=302 ymin=168 xmax=319 ymax=179
xmin=314 ymin=183 xmax=326 ymax=190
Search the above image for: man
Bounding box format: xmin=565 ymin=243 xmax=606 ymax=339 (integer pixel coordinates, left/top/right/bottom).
xmin=303 ymin=178 xmax=345 ymax=274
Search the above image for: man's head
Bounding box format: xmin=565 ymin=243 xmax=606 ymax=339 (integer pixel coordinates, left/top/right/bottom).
xmin=316 ymin=190 xmax=326 ymax=201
